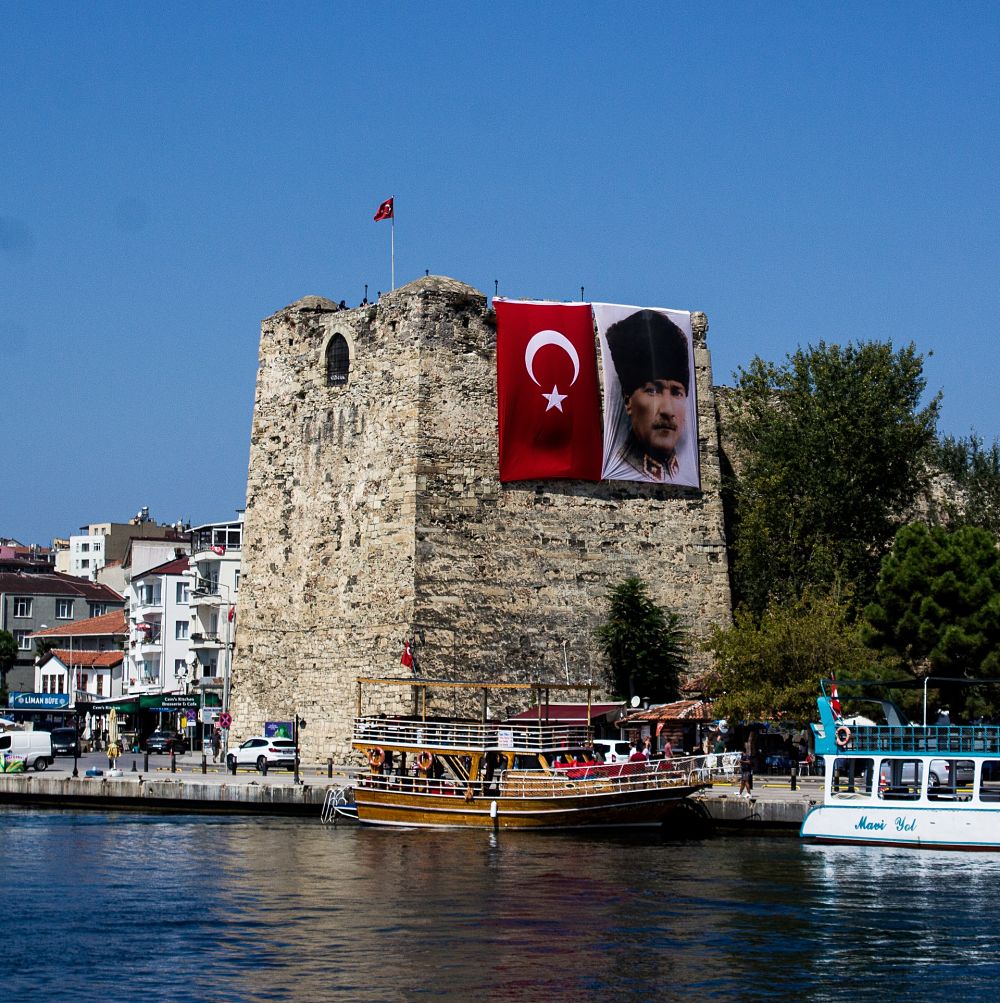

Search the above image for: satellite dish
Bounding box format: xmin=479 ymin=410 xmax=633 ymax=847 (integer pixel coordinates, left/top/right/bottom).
xmin=630 ymin=695 xmax=641 ymax=708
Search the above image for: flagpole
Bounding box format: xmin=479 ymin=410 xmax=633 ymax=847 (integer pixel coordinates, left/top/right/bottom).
xmin=391 ymin=213 xmax=395 ymax=290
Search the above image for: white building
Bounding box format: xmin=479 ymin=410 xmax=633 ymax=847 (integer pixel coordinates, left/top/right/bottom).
xmin=35 ymin=649 xmax=125 ymax=704
xmin=184 ymin=513 xmax=243 ymax=710
xmin=125 ymin=556 xmax=193 ymax=696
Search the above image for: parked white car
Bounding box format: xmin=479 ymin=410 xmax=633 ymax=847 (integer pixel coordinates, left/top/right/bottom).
xmin=226 ymin=737 xmax=297 ymax=772
xmin=592 ymin=739 xmax=634 ymax=764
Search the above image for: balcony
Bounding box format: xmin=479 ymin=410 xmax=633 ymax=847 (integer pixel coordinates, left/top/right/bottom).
xmin=138 ymin=635 xmax=162 ymax=651
xmin=188 ymin=589 xmax=226 ymax=611
xmin=134 ymin=595 xmax=163 ymax=615
xmin=189 ymin=633 xmax=223 ymax=650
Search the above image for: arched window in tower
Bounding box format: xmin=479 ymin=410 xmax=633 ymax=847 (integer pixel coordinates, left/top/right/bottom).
xmin=326 ymin=333 xmax=350 ymax=387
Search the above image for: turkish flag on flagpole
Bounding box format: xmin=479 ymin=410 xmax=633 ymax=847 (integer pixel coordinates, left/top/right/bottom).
xmin=495 ymin=300 xmax=603 ymax=481
xmin=829 ymin=673 xmax=843 ymax=719
xmin=401 ymin=639 xmax=414 ymax=669
xmin=374 ymin=197 xmax=394 ymax=221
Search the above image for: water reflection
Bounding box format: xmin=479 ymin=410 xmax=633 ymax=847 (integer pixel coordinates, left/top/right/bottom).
xmin=3 ymin=809 xmax=1000 ymax=1001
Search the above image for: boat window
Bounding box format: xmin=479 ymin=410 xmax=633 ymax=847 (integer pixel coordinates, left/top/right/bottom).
xmin=513 ymin=755 xmax=541 ymax=770
xmin=879 ymin=759 xmax=922 ymax=800
xmin=831 ymin=757 xmax=874 ymax=798
xmin=927 ymin=758 xmax=974 ymax=802
xmin=980 ymin=760 xmax=1000 ymax=802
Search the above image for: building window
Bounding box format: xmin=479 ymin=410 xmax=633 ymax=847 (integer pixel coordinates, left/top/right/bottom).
xmin=176 ymin=582 xmax=189 ymax=603
xmin=140 ymin=584 xmax=161 ymax=606
xmin=175 ymin=621 xmax=188 ymax=640
xmin=89 ymin=603 xmax=108 ymax=617
xmin=13 ymin=597 xmax=32 ymax=618
xmin=80 ymin=559 xmax=90 ymax=569
xmin=14 ymin=630 xmax=31 ymax=650
xmin=57 ymin=599 xmax=74 ymax=619
xmin=326 ymin=333 xmax=350 ymax=387
xmin=175 ymin=658 xmax=187 ymax=677
xmin=93 ymin=541 xmax=102 ymax=552
xmin=203 ymin=660 xmax=217 ymax=679
xmin=81 ymin=542 xmax=90 ymax=553
xmin=96 ymin=675 xmax=104 ymax=696
xmin=78 ymin=673 xmax=89 ymax=691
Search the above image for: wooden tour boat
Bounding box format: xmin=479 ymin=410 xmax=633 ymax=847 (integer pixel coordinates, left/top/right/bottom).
xmin=350 ymin=677 xmax=708 ymax=830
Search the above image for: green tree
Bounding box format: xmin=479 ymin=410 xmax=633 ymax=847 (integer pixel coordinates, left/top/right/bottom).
xmin=727 ymin=341 xmax=940 ymax=614
xmin=863 ymin=523 xmax=1000 ymax=717
xmin=931 ymin=433 xmax=1000 ymax=536
xmin=0 ymin=629 xmax=17 ymax=705
xmin=704 ymin=591 xmax=894 ymax=723
xmin=595 ymin=577 xmax=687 ymax=702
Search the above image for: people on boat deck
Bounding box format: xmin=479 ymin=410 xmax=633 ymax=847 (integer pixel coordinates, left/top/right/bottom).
xmin=738 ymin=749 xmax=754 ymax=798
xmin=643 ymin=736 xmax=653 ymax=758
xmin=629 ymin=742 xmax=648 ymax=763
xmin=661 ymin=738 xmax=673 ymax=760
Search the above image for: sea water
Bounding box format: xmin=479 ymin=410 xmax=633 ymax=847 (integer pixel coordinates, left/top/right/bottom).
xmin=3 ymin=808 xmax=999 ymax=1002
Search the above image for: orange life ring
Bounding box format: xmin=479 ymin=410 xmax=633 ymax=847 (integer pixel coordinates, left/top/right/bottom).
xmin=835 ymin=725 xmax=851 ymax=748
xmin=417 ymin=750 xmax=434 ymax=771
xmin=368 ymin=747 xmax=385 ymax=769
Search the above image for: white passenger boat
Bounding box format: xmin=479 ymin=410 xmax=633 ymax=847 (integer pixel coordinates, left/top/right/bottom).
xmin=801 ymin=684 xmax=1000 ymax=851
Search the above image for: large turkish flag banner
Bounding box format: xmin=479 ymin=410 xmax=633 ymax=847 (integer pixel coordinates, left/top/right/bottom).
xmin=495 ymin=300 xmax=603 ymax=482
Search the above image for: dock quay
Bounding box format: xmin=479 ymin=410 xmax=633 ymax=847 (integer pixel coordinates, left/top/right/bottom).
xmin=0 ymin=758 xmax=821 ymax=830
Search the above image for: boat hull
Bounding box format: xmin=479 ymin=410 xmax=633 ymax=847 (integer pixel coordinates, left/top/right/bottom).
xmin=801 ymin=803 xmax=1000 ymax=851
xmin=353 ymin=783 xmax=703 ymax=830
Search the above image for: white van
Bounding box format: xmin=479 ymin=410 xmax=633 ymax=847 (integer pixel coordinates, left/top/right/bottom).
xmin=592 ymin=739 xmax=634 ymax=764
xmin=0 ymin=731 xmax=53 ymax=771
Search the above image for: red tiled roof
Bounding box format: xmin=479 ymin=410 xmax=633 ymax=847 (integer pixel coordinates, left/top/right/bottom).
xmin=0 ymin=570 xmax=124 ymax=600
xmin=50 ymin=649 xmax=124 ymax=668
xmin=134 ymin=556 xmax=190 ymax=577
xmin=618 ymin=699 xmax=717 ymax=724
xmin=29 ymin=610 xmax=127 ymax=639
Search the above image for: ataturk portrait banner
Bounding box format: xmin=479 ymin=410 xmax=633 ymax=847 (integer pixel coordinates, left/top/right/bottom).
xmin=594 ymin=303 xmax=700 ymax=488
xmin=495 ymin=299 xmax=603 ymax=482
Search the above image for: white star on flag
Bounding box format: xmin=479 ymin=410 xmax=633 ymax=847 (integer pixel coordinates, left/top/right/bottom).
xmin=542 ymin=385 xmax=568 ymax=411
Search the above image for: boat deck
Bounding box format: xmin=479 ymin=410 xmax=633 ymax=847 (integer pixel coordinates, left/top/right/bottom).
xmin=353 ymin=716 xmax=591 ymax=754
xmin=837 ymin=724 xmax=1000 ymax=756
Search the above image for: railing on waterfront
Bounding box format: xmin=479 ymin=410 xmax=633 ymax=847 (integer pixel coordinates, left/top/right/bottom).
xmin=842 ymin=724 xmax=1000 ymax=756
xmin=353 ymin=716 xmax=593 ymax=752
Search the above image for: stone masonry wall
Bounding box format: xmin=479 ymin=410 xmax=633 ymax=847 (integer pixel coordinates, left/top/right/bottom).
xmin=231 ymin=276 xmax=732 ymax=762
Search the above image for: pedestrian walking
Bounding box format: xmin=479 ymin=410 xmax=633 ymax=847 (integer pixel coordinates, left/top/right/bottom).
xmin=738 ymin=748 xmax=754 ymax=798
xmin=211 ymin=729 xmax=222 ymax=763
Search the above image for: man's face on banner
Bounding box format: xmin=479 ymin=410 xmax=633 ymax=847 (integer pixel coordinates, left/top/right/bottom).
xmin=625 ymin=378 xmax=687 ymax=458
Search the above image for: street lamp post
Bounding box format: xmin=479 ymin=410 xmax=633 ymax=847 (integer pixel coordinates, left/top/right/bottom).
xmin=293 ymin=714 xmax=306 ymax=785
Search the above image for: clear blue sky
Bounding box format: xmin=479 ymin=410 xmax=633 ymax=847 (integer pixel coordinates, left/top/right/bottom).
xmin=3 ymin=2 xmax=998 ymax=546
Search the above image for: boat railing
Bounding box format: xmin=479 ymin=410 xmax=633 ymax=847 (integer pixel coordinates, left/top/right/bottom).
xmin=838 ymin=723 xmax=1000 ymax=755
xmin=353 ymin=716 xmax=592 ymax=752
xmin=356 ymin=756 xmax=707 ymax=798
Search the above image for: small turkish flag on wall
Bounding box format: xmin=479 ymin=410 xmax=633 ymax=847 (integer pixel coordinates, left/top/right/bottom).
xmin=495 ymin=300 xmax=602 ymax=481
xmin=374 ymin=197 xmax=394 ymax=221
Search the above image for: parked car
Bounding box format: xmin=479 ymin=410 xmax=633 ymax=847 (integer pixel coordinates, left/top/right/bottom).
xmin=227 ymin=737 xmax=297 ymax=772
xmin=145 ymin=730 xmax=189 ymax=754
xmin=50 ymin=727 xmax=81 ymax=756
xmin=592 ymin=739 xmax=634 ymax=764
xmin=882 ymin=758 xmax=975 ymax=788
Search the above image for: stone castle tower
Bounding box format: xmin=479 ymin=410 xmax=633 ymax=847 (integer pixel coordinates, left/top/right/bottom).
xmin=230 ymin=276 xmax=732 ymax=760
